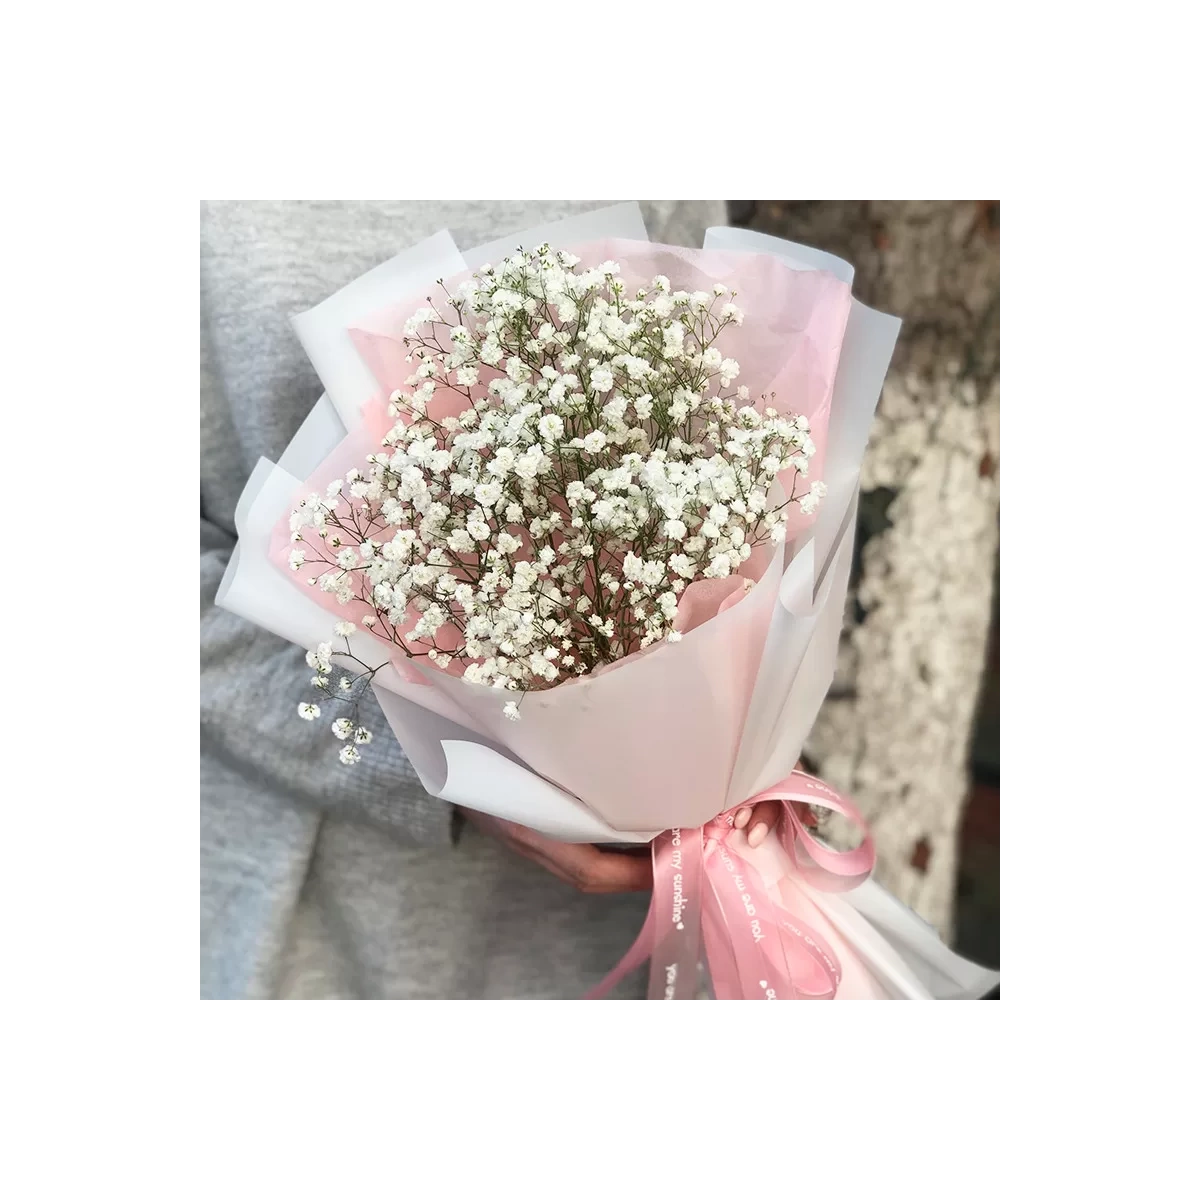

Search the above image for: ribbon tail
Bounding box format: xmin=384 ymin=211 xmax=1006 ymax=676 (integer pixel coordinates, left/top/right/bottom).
xmin=585 ymin=828 xmax=705 ymax=1000
xmin=584 ymin=772 xmax=878 ymax=1001
xmin=704 ymin=832 xmax=843 ymax=999
xmin=700 ymin=872 xmax=745 ymax=1000
xmin=646 ymin=828 xmax=704 ymax=1000
xmin=704 ymin=839 xmax=792 ymax=999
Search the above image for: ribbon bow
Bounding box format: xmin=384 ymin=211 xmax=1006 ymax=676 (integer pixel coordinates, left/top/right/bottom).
xmin=586 ymin=771 xmax=875 ymax=1000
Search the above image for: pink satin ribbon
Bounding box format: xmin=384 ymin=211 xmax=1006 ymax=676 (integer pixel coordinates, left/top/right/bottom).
xmin=585 ymin=771 xmax=876 ymax=1000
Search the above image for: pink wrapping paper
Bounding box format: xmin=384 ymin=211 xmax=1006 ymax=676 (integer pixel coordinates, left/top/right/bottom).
xmin=272 ymin=241 xmax=853 ymax=833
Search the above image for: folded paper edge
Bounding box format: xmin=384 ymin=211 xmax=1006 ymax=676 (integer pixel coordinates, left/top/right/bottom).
xmin=290 ymin=229 xmax=470 ymax=424
xmin=703 ymin=226 xmax=856 ymax=287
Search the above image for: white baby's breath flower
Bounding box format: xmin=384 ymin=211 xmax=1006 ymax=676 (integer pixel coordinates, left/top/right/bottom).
xmin=474 ymin=482 xmax=503 ymax=508
xmin=339 ymin=745 xmax=361 ymax=765
xmin=305 ymin=645 xmax=333 ymax=673
xmin=503 ymin=700 xmax=521 ymax=721
xmin=591 ymin=498 xmax=616 ymax=525
xmin=297 ymin=703 xmax=320 ymax=721
xmin=514 ymin=447 xmax=546 ymax=480
xmin=662 ymin=322 xmax=685 ymax=359
xmin=705 ymin=553 xmax=732 ymax=579
xmin=590 ymin=365 xmax=614 ymax=393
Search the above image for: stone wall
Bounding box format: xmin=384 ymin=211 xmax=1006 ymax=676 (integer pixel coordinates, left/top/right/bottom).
xmin=734 ymin=201 xmax=1000 ymax=936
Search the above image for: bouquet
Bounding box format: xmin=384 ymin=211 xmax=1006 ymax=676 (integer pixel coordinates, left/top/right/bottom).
xmin=218 ymin=202 xmax=999 ymax=1000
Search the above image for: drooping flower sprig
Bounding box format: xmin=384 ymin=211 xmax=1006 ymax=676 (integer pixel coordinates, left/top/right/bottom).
xmin=295 ymin=623 xmax=379 ymax=764
xmin=289 ymin=244 xmax=825 ymax=756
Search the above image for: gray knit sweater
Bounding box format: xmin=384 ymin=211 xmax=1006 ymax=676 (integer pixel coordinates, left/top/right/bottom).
xmin=201 ymin=200 xmax=726 ymax=998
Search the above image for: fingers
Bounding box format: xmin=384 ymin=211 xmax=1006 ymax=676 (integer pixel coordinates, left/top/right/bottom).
xmin=545 ymin=842 xmax=655 ymax=893
xmin=738 ymin=798 xmax=782 ymax=849
xmin=463 ymin=801 xmax=784 ymax=892
xmin=486 ymin=816 xmax=654 ymax=894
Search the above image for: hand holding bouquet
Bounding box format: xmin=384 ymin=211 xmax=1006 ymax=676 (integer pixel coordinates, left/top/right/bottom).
xmin=220 ymin=203 xmax=999 ymax=999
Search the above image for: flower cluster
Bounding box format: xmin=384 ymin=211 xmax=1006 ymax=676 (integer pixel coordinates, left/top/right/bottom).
xmin=290 ymin=245 xmax=824 ymax=754
xmin=296 ymin=626 xmax=378 ymax=764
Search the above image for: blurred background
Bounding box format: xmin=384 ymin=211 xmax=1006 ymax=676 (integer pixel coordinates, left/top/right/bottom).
xmin=728 ymin=202 xmax=999 ymax=974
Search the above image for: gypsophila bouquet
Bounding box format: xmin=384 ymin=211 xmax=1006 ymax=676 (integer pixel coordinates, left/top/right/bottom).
xmin=219 ymin=207 xmax=999 ymax=999
xmin=288 ymin=245 xmax=826 ymax=746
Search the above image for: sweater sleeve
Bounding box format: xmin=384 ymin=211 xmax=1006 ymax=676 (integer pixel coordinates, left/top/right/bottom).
xmin=200 ymin=329 xmax=455 ymax=849
xmin=201 ymin=519 xmax=456 ymax=846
